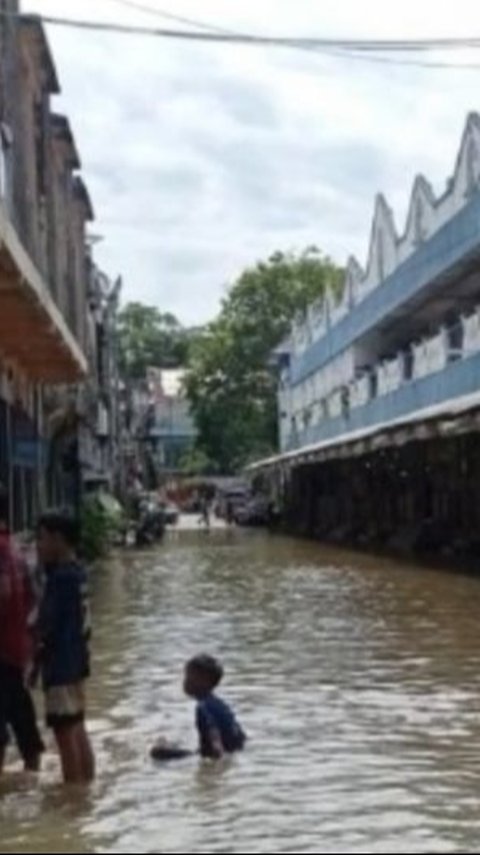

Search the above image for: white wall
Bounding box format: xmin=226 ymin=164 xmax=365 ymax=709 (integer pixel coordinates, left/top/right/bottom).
xmin=377 ymin=355 xmax=403 ymax=396
xmin=289 ymin=113 xmax=480 ymax=360
xmin=463 ymin=308 xmax=480 ymax=354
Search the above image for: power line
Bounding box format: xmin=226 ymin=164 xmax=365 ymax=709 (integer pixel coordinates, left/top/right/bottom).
xmin=107 ymin=1 xmax=480 ymax=70
xmin=322 ymin=47 xmax=480 ymax=70
xmin=102 ymin=1 xmax=480 ymax=70
xmin=13 ymin=11 xmax=480 ymax=52
xmin=7 ymin=10 xmax=480 ymax=71
xmin=104 ymin=1 xmax=455 ymax=69
xmin=104 ymin=0 xmax=234 ymax=35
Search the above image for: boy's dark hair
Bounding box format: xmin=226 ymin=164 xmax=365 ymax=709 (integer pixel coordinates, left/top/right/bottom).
xmin=187 ymin=654 xmax=224 ymax=689
xmin=37 ymin=511 xmax=79 ymax=547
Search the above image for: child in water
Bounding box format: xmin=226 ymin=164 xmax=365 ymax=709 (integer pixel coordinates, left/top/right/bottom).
xmin=151 ymin=655 xmax=246 ymax=762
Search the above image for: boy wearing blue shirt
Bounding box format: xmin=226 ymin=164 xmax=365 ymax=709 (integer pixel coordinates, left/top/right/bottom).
xmin=151 ymin=655 xmax=246 ymax=763
xmin=37 ymin=512 xmax=95 ymax=785
xmin=184 ymin=655 xmax=246 ymax=759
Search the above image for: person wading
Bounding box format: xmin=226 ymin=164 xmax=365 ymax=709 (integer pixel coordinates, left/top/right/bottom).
xmin=0 ymin=488 xmax=44 ymax=774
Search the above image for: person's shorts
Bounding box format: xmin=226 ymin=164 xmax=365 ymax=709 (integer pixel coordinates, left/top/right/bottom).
xmin=45 ymin=683 xmax=86 ymax=730
xmin=0 ymin=662 xmax=45 ymax=762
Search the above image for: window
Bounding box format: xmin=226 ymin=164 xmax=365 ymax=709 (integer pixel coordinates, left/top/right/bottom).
xmin=403 ymin=349 xmax=414 ymax=382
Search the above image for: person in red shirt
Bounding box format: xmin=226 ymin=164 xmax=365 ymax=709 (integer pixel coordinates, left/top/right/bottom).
xmin=0 ymin=489 xmax=44 ymax=773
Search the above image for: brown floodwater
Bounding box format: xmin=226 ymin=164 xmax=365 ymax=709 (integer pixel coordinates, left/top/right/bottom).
xmin=2 ymin=526 xmax=480 ymax=854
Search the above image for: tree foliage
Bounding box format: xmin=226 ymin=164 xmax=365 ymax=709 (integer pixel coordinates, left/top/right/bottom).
xmin=118 ymin=303 xmax=191 ymax=380
xmin=185 ymin=248 xmax=343 ymax=473
xmin=178 ymin=447 xmax=213 ymax=476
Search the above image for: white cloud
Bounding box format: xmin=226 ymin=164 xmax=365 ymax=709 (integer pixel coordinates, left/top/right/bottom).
xmin=22 ymin=0 xmax=480 ymax=323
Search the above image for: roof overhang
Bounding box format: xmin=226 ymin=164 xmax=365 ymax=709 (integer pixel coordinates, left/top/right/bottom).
xmin=0 ymin=202 xmax=88 ymax=383
xmin=51 ymin=114 xmax=81 ymax=170
xmin=19 ymin=15 xmax=60 ymax=94
xmin=248 ymin=388 xmax=480 ymax=474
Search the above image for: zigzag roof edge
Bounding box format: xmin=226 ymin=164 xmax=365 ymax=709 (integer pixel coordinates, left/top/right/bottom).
xmin=401 ymin=173 xmax=437 ymax=242
xmin=358 ymin=114 xmax=480 ymax=278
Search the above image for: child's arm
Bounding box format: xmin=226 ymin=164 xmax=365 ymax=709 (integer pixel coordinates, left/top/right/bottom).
xmin=205 ymin=727 xmax=224 ymax=760
xmin=150 ymin=739 xmax=193 ymax=762
xmin=197 ymin=703 xmax=225 ymax=760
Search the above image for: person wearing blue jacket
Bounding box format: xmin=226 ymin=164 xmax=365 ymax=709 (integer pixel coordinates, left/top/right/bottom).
xmin=37 ymin=512 xmax=94 ymax=785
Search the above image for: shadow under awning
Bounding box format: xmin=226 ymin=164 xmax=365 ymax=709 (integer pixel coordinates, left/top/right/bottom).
xmin=0 ymin=201 xmax=87 ymax=383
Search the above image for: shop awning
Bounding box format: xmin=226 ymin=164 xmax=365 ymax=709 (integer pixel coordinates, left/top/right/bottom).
xmin=0 ymin=201 xmax=87 ymax=383
xmin=248 ymin=387 xmax=480 ymax=474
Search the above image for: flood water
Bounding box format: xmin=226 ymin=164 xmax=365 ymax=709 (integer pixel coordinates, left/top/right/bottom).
xmin=2 ymin=526 xmax=480 ymax=854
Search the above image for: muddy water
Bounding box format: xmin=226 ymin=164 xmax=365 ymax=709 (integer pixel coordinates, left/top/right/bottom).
xmin=2 ymin=528 xmax=480 ymax=853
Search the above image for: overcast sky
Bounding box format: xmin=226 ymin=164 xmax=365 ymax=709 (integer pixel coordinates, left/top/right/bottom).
xmin=24 ymin=0 xmax=480 ymax=324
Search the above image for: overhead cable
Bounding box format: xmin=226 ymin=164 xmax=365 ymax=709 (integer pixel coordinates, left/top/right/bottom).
xmin=104 ymin=0 xmax=234 ymax=34
xmin=7 ymin=9 xmax=480 ymax=70
xmin=12 ymin=11 xmax=480 ymax=51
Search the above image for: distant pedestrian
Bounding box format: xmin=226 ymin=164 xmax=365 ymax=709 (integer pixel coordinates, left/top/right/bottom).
xmin=199 ymin=496 xmax=211 ymax=530
xmin=36 ymin=512 xmax=95 ymax=785
xmin=0 ymin=489 xmax=44 ymax=774
xmin=226 ymin=501 xmax=235 ymax=526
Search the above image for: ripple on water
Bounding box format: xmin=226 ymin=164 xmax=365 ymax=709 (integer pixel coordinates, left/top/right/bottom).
xmin=2 ymin=531 xmax=480 ymax=853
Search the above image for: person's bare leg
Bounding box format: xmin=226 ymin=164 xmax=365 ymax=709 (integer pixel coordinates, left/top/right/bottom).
xmin=23 ymin=753 xmax=41 ymax=773
xmin=16 ymin=687 xmax=44 ymax=774
xmin=77 ymin=723 xmax=95 ymax=783
xmin=55 ymin=726 xmax=83 ymax=784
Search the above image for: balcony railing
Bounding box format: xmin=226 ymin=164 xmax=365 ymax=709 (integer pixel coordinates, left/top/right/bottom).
xmin=284 ymin=313 xmax=480 ymax=453
xmin=289 ymin=191 xmax=480 ymax=386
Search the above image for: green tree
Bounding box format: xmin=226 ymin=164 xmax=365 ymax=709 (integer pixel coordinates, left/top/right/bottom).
xmin=185 ymin=248 xmax=343 ymax=473
xmin=118 ymin=303 xmax=190 ymax=379
xmin=178 ymin=447 xmax=213 ymax=476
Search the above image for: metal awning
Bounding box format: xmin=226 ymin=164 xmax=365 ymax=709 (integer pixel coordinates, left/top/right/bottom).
xmin=0 ymin=202 xmax=87 ymax=383
xmin=248 ymin=388 xmax=480 ymax=474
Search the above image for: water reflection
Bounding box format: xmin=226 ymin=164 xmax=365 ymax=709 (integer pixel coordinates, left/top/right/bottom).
xmin=2 ymin=531 xmax=480 ymax=853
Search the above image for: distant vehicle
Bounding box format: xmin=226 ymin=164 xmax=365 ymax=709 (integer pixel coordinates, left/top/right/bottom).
xmin=217 ymin=487 xmax=250 ymax=520
xmin=162 ymin=503 xmax=180 ymax=526
xmin=234 ymin=496 xmax=270 ymax=528
xmin=135 ymin=498 xmax=166 ymax=546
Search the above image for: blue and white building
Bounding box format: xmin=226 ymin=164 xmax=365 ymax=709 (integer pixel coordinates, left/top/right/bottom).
xmin=273 ymin=114 xmax=480 ymax=460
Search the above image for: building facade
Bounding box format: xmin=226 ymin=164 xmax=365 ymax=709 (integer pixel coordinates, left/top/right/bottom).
xmin=128 ymin=368 xmax=197 ymax=487
xmin=252 ymin=114 xmax=480 ymax=556
xmin=143 ymin=368 xmax=196 ymax=473
xmin=276 ymin=114 xmax=480 ymax=457
xmin=0 ymin=6 xmax=120 ymax=527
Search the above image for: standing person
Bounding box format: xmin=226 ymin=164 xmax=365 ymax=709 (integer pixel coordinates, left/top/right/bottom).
xmin=0 ymin=489 xmax=44 ymax=774
xmin=226 ymin=500 xmax=235 ymax=527
xmin=36 ymin=512 xmax=95 ymax=785
xmin=199 ymin=495 xmax=211 ymax=531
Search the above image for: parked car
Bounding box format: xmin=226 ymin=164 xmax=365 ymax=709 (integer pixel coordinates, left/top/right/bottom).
xmin=217 ymin=488 xmax=250 ymax=520
xmin=234 ymin=496 xmax=270 ymax=527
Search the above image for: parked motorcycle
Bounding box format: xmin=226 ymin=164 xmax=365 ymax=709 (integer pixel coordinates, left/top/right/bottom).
xmin=135 ymin=499 xmax=166 ymax=547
